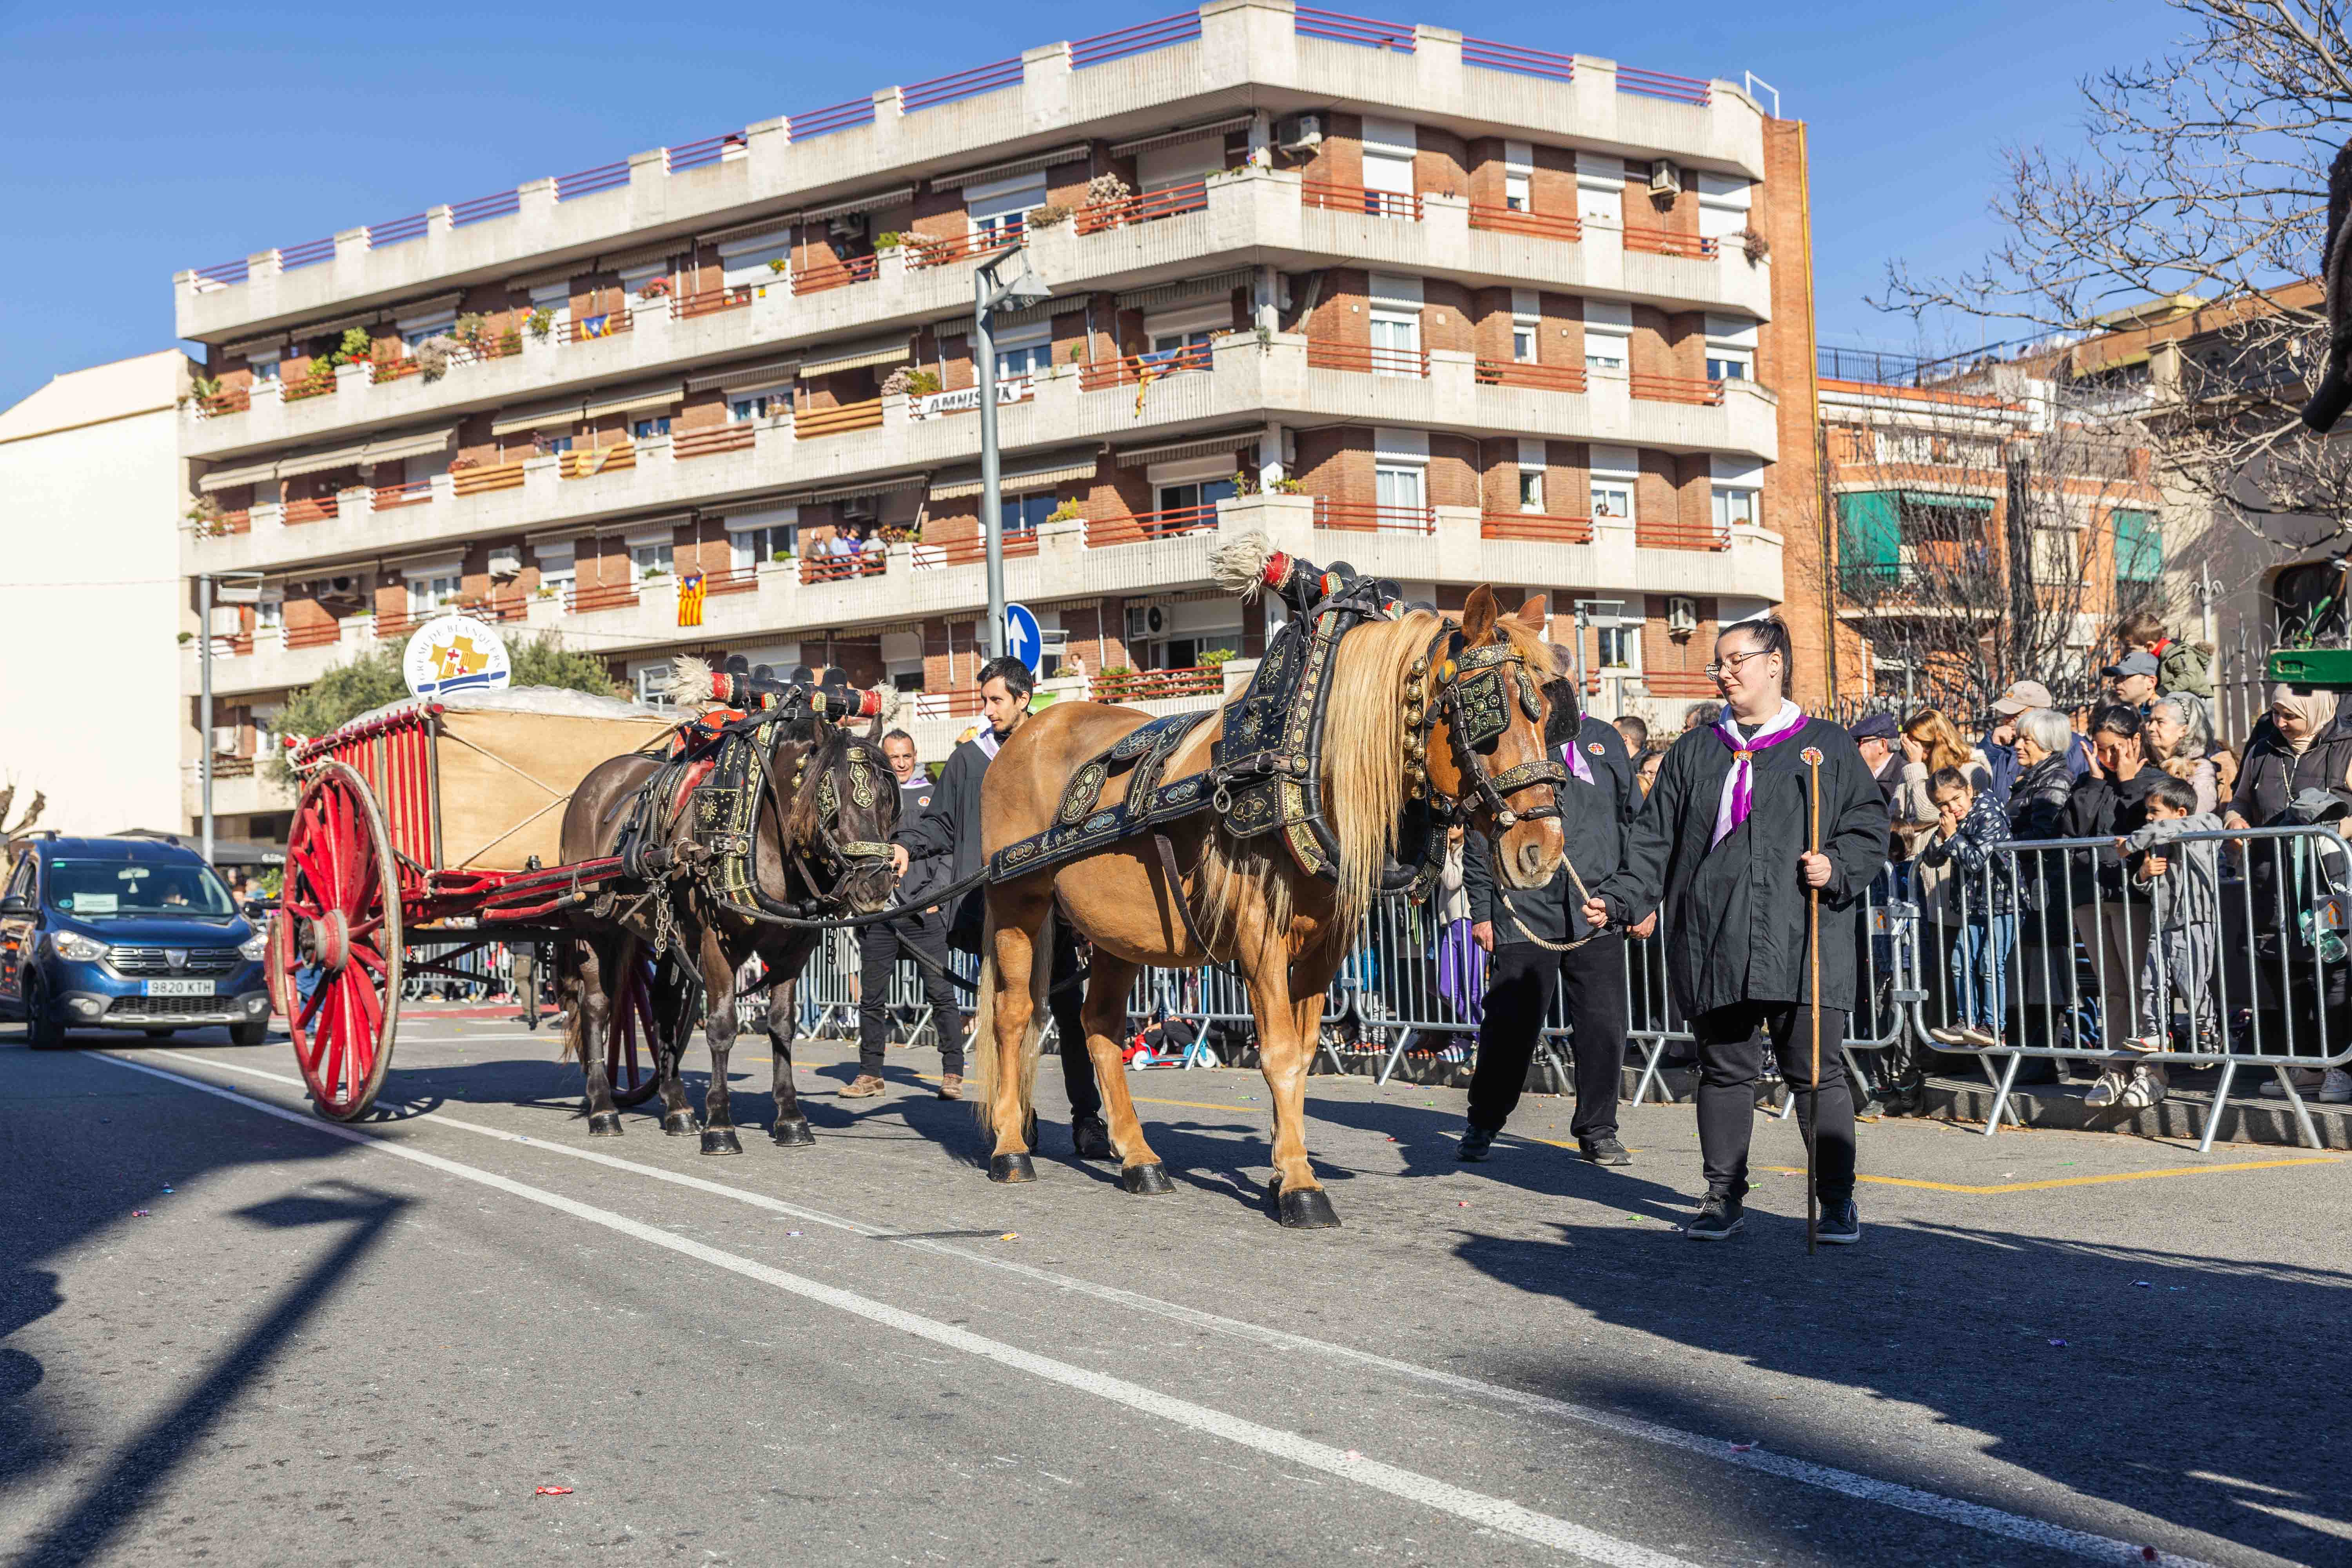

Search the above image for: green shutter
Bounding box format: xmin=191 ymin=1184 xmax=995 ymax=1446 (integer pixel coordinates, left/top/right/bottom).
xmin=2113 ymin=508 xmax=2160 ymax=583
xmin=1837 ymin=492 xmax=1899 ymax=592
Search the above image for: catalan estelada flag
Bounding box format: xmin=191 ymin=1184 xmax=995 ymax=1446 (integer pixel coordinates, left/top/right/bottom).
xmin=677 ymin=571 xmax=706 ymax=628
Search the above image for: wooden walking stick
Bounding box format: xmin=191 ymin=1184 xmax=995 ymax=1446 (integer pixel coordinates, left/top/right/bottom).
xmin=1802 ymin=746 xmax=1825 ymax=1256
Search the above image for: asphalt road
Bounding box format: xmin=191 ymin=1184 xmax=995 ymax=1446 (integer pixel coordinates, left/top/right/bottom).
xmin=3 ymin=1007 xmax=2347 ymax=1567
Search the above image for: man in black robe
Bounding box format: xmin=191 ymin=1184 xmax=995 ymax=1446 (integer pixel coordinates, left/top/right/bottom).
xmin=1458 ymin=668 xmax=1637 ymax=1165
xmin=1585 ymin=618 xmax=1889 ymax=1243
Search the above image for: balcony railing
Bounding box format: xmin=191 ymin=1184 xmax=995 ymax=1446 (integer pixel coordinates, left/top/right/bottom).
xmin=1628 ymin=372 xmax=1727 ymax=406
xmin=801 ymin=550 xmax=887 ymax=585
xmin=1074 ymin=179 xmax=1209 ymax=235
xmin=1475 ymin=359 xmax=1589 ymax=394
xmin=671 ymin=284 xmax=754 ymax=320
xmin=371 ymin=478 xmax=434 ymax=510
xmin=195 ymin=386 xmax=251 ymax=417
xmin=701 ymin=566 xmax=762 ymax=596
xmin=791 ymin=254 xmax=880 ymax=296
xmin=1078 ymin=343 xmax=1212 ymax=391
xmin=673 ymin=423 xmax=757 ymax=460
xmin=1461 ymin=35 xmax=1575 ymax=80
xmin=561 ymin=443 xmax=637 ymax=479
xmin=1092 ymin=665 xmax=1227 ymax=702
xmin=559 ymin=310 xmax=633 ymax=345
xmin=1481 ymin=512 xmax=1593 ymax=544
xmin=900 ymin=54 xmax=1024 ymax=113
xmin=1640 ymin=669 xmax=1720 ymax=697
xmin=1314 ymin=498 xmax=1436 ymax=534
xmin=904 ymin=230 xmax=1008 ymax=270
xmin=282 ymin=497 xmax=338 ymax=526
xmin=794 ymin=398 xmax=883 ymax=439
xmin=1071 ymin=10 xmax=1200 ymax=67
xmin=1623 ymin=227 xmax=1719 ymax=260
xmin=457 ymin=594 xmax=530 ymax=624
xmin=1301 ymin=180 xmax=1422 ymax=221
xmin=913 ymin=688 xmax=987 ymax=720
xmin=1635 ymin=518 xmax=1733 ymax=552
xmin=369 ymin=356 xmax=422 ymax=386
xmin=911 ymin=531 xmax=1041 ymax=569
xmin=1307 ymin=340 xmax=1430 ymax=377
xmin=1466 ymin=203 xmax=1583 ymax=244
xmin=451 ymin=460 xmax=527 ymax=497
xmin=1294 ymin=7 xmax=1415 ymax=50
xmin=566 ymin=581 xmax=642 ymax=615
xmin=199 ymin=508 xmax=252 ymax=536
xmin=281 ymin=372 xmax=338 ymax=404
xmin=373 ymin=612 xmax=424 ymax=642
xmin=1084 ymin=504 xmax=1220 ymax=548
xmin=1616 ymin=66 xmax=1713 ymax=106
xmin=284 ymin=621 xmax=344 ymax=651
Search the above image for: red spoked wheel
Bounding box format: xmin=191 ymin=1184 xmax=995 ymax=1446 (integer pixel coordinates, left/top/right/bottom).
xmin=606 ymin=953 xmax=662 ymax=1109
xmin=269 ymin=761 xmax=404 ymax=1121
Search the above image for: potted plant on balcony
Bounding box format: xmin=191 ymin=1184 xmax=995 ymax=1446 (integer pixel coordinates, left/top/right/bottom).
xmin=1201 ymin=647 xmax=1238 ymax=667
xmin=874 ymin=230 xmax=903 ymax=251
xmin=524 ymin=307 xmax=555 ymax=341
xmin=1029 ymin=203 xmax=1073 ymax=229
xmin=639 ymin=275 xmax=673 ymax=301
xmin=1046 ymin=501 xmax=1081 ymax=524
xmin=184 ymin=497 xmax=223 ymax=536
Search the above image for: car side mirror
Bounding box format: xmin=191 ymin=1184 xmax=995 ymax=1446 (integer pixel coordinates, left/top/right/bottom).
xmin=243 ymin=899 xmax=277 ymax=921
xmin=0 ymin=896 xmax=31 ymax=918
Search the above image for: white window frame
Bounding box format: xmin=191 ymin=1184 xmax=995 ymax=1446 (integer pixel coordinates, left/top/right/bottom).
xmin=728 ymin=383 xmax=794 ymax=423
xmin=1596 ymin=621 xmax=1642 ymax=673
xmin=534 ymin=542 xmax=577 ymax=599
xmin=967 ymin=170 xmax=1049 ymax=242
xmin=1590 ymin=444 xmax=1639 ymax=524
xmin=1584 ymin=298 xmax=1631 ymax=375
xmin=634 ymin=665 xmax=676 ymax=706
xmin=1375 ymin=463 xmax=1426 ymax=515
xmin=1575 ymin=151 xmax=1625 ymax=228
xmin=247 ymin=348 xmax=281 ymax=383
xmin=1503 ymin=140 xmax=1534 ymax=213
xmin=991 ymin=319 xmax=1055 ymax=381
xmin=1696 ymin=170 xmax=1753 ymax=241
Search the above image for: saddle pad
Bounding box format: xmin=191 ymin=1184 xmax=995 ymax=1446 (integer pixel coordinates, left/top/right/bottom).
xmin=992 ymin=711 xmax=1212 ymax=880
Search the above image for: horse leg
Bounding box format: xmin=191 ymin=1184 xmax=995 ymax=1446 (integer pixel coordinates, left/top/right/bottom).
xmin=652 ymin=957 xmax=701 ymax=1137
xmin=983 ymin=889 xmax=1051 ymax=1183
xmin=1248 ymin=933 xmax=1343 ymax=1227
xmin=695 ymin=925 xmax=743 ymax=1156
xmin=1077 ymin=953 xmax=1173 ymax=1195
xmin=768 ymin=939 xmax=817 ymax=1147
xmin=577 ymin=935 xmax=625 ymax=1138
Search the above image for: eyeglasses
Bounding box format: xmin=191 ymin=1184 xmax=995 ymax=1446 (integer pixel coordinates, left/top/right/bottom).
xmin=1703 ymin=649 xmax=1773 ymax=679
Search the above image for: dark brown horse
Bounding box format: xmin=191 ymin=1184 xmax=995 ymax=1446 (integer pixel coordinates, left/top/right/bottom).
xmin=971 ymin=553 xmax=1567 ymax=1226
xmin=558 ymin=668 xmax=901 ymax=1153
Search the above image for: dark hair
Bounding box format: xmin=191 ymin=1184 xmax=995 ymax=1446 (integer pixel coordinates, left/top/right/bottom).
xmin=881 ymin=728 xmax=914 ymax=750
xmin=1613 ymin=714 xmax=1650 ymax=751
xmin=2090 ymin=703 xmax=2143 ymax=740
xmin=976 ymin=656 xmax=1034 ymax=699
xmin=1717 ymin=616 xmax=1794 ymax=695
xmin=1929 ymin=765 xmax=1975 ymax=797
xmin=2147 ymin=774 xmax=2199 ymax=815
xmin=2114 ymin=610 xmax=2167 ymax=647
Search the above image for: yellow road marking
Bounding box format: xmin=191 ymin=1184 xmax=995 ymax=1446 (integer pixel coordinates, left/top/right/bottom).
xmin=1748 ymin=1156 xmax=2341 ymax=1194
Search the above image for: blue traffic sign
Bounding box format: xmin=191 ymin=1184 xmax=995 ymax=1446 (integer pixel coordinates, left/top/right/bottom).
xmin=1003 ymin=603 xmax=1043 ymax=675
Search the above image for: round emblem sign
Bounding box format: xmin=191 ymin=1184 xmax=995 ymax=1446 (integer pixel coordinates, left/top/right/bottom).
xmin=402 ymin=614 xmax=513 ymax=697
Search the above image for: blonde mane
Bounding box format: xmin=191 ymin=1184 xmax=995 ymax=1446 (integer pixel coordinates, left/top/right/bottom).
xmin=1195 ymin=608 xmax=1548 ymax=956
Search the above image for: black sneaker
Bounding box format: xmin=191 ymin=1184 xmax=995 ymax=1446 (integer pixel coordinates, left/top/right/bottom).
xmin=1071 ymin=1116 xmax=1116 ymax=1161
xmin=1816 ymin=1199 xmax=1861 ymax=1245
xmin=1579 ymin=1135 xmax=1631 ymax=1166
xmin=1456 ymin=1125 xmax=1497 ymax=1162
xmin=1685 ymin=1194 xmax=1744 ymax=1241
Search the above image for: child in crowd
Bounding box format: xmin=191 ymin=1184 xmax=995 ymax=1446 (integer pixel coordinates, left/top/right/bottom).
xmin=1917 ymin=765 xmax=2015 ymax=1048
xmin=2099 ymin=774 xmax=2225 ymax=1109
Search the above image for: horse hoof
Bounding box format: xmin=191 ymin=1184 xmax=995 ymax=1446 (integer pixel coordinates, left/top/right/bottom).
xmin=662 ymin=1112 xmax=702 ymax=1137
xmin=989 ymin=1152 xmax=1036 ymax=1183
xmin=1122 ymin=1161 xmax=1176 ymax=1196
xmin=700 ymin=1127 xmax=743 ymax=1158
xmin=769 ymin=1118 xmax=816 ymax=1148
xmin=1274 ymin=1187 xmax=1341 ymax=1229
xmin=587 ymin=1112 xmax=624 ymax=1138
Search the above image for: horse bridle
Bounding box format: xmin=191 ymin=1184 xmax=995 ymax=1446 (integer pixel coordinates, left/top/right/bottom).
xmin=1403 ymin=624 xmax=1568 ymax=829
xmin=780 ymin=729 xmax=899 ymax=900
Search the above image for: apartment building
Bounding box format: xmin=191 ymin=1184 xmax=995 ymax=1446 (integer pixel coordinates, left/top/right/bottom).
xmin=175 ymin=0 xmax=1822 ymax=842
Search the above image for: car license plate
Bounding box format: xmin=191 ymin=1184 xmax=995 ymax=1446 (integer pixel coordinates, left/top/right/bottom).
xmin=145 ymin=979 xmax=215 ymax=998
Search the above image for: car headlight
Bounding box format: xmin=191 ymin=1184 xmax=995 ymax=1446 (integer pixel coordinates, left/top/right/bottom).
xmin=51 ymin=931 xmax=109 ymax=963
xmin=240 ymin=931 xmax=270 ymax=962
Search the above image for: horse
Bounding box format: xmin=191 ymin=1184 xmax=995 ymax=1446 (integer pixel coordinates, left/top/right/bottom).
xmin=557 ymin=667 xmax=902 ymax=1154
xmin=970 ymin=548 xmax=1569 ymax=1226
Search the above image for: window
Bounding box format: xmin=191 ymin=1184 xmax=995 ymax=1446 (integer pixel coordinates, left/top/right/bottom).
xmin=1712 ymin=486 xmax=1757 ymax=529
xmin=731 ymin=524 xmax=796 ymax=568
xmin=537 ymin=548 xmax=576 ymax=601
xmin=254 ymin=598 xmax=283 ymax=635
xmin=1376 ymin=464 xmax=1426 ymax=516
xmin=969 ymin=170 xmax=1048 ymax=243
xmin=1146 ymin=329 xmax=1213 ymax=374
xmin=993 ymin=321 xmax=1053 ymax=380
xmin=635 ymin=666 xmax=675 ymax=706
xmin=1518 ymin=469 xmax=1544 ymax=512
xmin=1503 ymin=140 xmax=1534 ymax=214
xmin=410 ymin=573 xmax=459 ymax=612
xmin=630 ymin=541 xmax=673 ymax=582
xmin=1369 ymin=309 xmax=1421 ymax=374
xmin=1001 ymin=493 xmax=1058 ymax=536
xmin=534 ymin=432 xmax=574 ymax=456
xmin=1156 ymin=478 xmax=1237 ymax=522
xmin=401 ymin=321 xmax=452 ymax=353
xmin=1590 ymin=480 xmax=1633 ymax=520
xmin=249 ymin=352 xmax=280 ymax=384
xmin=1707 ymin=355 xmax=1751 ymax=381
xmin=1597 ymin=624 xmax=1640 ymax=671
xmin=1513 ymin=323 xmax=1539 ymax=363
xmin=2113 ymin=508 xmax=2161 ymax=583
xmin=730 ymin=388 xmax=791 ymax=422
xmin=1505 ymin=171 xmax=1531 ymax=212
xmin=633 ymin=416 xmax=671 ymax=440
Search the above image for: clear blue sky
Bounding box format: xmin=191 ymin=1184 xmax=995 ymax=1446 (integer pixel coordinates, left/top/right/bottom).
xmin=0 ymin=0 xmax=2162 ymax=410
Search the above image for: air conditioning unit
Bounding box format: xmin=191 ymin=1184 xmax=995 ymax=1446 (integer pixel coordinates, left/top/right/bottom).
xmin=487 ymin=549 xmax=523 ymax=579
xmin=1648 ymin=160 xmax=1682 ymax=197
xmin=1667 ymin=596 xmax=1698 ymax=636
xmin=1275 ymin=114 xmax=1324 ymax=154
xmin=827 ymin=212 xmax=869 ymax=240
xmin=1125 ymin=604 xmax=1167 ymax=644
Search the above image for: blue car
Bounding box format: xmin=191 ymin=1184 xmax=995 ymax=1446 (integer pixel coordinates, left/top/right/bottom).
xmin=0 ymin=835 xmax=274 ymax=1049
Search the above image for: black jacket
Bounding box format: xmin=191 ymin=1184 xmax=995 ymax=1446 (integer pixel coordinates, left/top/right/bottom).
xmin=2064 ymin=766 xmax=2156 ymax=904
xmin=889 ymin=775 xmax=950 ymax=914
xmin=1591 ymin=717 xmax=1889 ymax=1016
xmin=1462 ymin=716 xmax=1634 ymax=947
xmin=894 ymin=732 xmax=997 ymax=946
xmin=2005 ymin=753 xmax=2075 ymax=841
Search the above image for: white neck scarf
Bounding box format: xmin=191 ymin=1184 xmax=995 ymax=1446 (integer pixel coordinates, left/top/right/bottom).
xmin=1710 ymin=699 xmax=1806 ymax=847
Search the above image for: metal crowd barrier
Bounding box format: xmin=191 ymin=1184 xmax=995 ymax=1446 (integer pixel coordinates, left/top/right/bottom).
xmin=401 ymin=940 xmax=510 ymax=1002
xmin=1912 ymin=821 xmax=2352 ymax=1150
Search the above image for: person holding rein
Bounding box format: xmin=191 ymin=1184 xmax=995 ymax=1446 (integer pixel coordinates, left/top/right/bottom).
xmin=1581 ymin=618 xmax=1890 ymax=1244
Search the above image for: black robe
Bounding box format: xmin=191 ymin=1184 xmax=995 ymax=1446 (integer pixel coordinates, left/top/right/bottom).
xmin=1462 ymin=715 xmax=1636 ymax=947
xmin=894 ymin=733 xmax=996 ymax=948
xmin=1590 ymin=716 xmax=1889 ymax=1016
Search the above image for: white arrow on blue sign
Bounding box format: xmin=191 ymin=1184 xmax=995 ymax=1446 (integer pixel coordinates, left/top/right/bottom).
xmin=1003 ymin=603 xmax=1043 ymax=675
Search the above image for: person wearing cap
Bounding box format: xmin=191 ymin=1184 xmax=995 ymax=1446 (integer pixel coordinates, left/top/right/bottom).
xmin=1845 ymin=713 xmax=1907 ymax=1111
xmin=1848 ymin=713 xmax=1903 ymax=809
xmin=2103 ymin=650 xmax=2162 ymax=714
xmin=1983 ymin=679 xmax=2089 ymax=801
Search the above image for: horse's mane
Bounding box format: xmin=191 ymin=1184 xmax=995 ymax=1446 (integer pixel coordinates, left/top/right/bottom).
xmin=1196 ymin=608 xmax=1546 ymax=956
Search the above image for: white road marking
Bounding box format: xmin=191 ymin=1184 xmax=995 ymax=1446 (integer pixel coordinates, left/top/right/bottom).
xmin=95 ymin=1053 xmax=1693 ymax=1567
xmin=109 ymin=1050 xmax=2216 ymax=1568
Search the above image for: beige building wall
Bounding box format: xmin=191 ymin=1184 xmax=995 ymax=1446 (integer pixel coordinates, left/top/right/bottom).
xmin=0 ymin=352 xmax=192 ymax=837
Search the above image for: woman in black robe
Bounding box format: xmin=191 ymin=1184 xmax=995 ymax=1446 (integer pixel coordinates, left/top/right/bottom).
xmin=1585 ymin=618 xmax=1889 ymax=1243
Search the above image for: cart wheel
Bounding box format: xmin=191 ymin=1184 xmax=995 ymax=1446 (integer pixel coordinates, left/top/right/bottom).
xmin=271 ymin=760 xmax=403 ymax=1121
xmin=606 ymin=954 xmax=662 ymax=1110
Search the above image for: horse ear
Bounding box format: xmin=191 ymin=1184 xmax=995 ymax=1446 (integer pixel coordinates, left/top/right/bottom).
xmin=1514 ymin=593 xmax=1548 ymax=631
xmin=1461 ymin=584 xmax=1500 ymax=645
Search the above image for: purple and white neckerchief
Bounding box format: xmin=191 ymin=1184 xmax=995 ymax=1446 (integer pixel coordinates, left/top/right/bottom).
xmin=1561 ymin=737 xmax=1595 ymax=786
xmin=1710 ymin=700 xmax=1806 ymax=847
xmin=973 ymin=726 xmax=1003 ymax=761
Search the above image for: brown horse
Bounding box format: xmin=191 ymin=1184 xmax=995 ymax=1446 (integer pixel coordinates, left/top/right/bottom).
xmin=558 ymin=674 xmax=900 ymax=1153
xmin=971 ymin=569 xmax=1566 ymax=1226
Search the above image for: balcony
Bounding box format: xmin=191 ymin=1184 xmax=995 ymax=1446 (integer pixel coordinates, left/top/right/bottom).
xmin=566 ymin=581 xmax=642 ymax=614
xmin=800 ymin=550 xmax=887 ymax=586
xmin=1481 ymin=511 xmax=1593 ymax=544
xmin=795 ymin=397 xmax=884 ymax=440
xmin=1301 ymin=179 xmax=1423 ymax=221
xmin=1073 ymin=179 xmax=1209 ymax=236
xmin=1314 ymin=497 xmax=1435 ymax=534
xmin=1092 ymin=664 xmax=1225 ymax=702
xmin=1628 ymin=371 xmax=1725 ymax=406
xmin=1083 ymin=504 xmax=1220 ymax=548
xmin=1475 ymin=359 xmax=1587 ymax=394
xmin=1307 ymin=340 xmax=1430 ymax=378
xmin=911 ymin=531 xmax=1040 ymax=569
xmin=1467 ymin=203 xmax=1581 ymax=245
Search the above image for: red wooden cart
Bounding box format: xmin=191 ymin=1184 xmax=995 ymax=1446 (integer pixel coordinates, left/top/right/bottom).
xmin=267 ymin=690 xmax=682 ymax=1121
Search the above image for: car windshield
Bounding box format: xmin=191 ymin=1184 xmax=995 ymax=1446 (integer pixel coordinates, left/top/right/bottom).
xmin=46 ymin=858 xmax=236 ymax=919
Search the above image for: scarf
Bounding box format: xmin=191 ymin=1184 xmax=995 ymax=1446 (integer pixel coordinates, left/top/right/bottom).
xmin=973 ymin=725 xmax=1005 ymax=760
xmin=1711 ymin=699 xmax=1807 ymax=847
xmin=1562 ymin=737 xmax=1594 ymax=785
xmin=2270 ymin=683 xmax=2336 ymax=758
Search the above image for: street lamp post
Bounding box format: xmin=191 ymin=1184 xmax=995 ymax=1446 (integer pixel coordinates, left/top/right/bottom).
xmin=974 ymin=244 xmax=1053 ymax=660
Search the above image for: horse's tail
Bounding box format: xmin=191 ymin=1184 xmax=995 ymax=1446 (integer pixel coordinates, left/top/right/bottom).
xmin=969 ymin=904 xmax=1053 ymax=1138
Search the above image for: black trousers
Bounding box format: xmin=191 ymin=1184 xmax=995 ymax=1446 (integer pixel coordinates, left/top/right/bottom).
xmin=858 ymin=914 xmax=965 ymax=1076
xmin=1689 ymin=1002 xmax=1855 ymax=1205
xmin=1468 ymin=935 xmax=1626 ymax=1142
xmin=1048 ymin=931 xmax=1101 ymax=1124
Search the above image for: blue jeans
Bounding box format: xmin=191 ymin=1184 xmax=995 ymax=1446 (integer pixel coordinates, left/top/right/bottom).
xmin=1950 ymin=914 xmax=2016 ymax=1033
